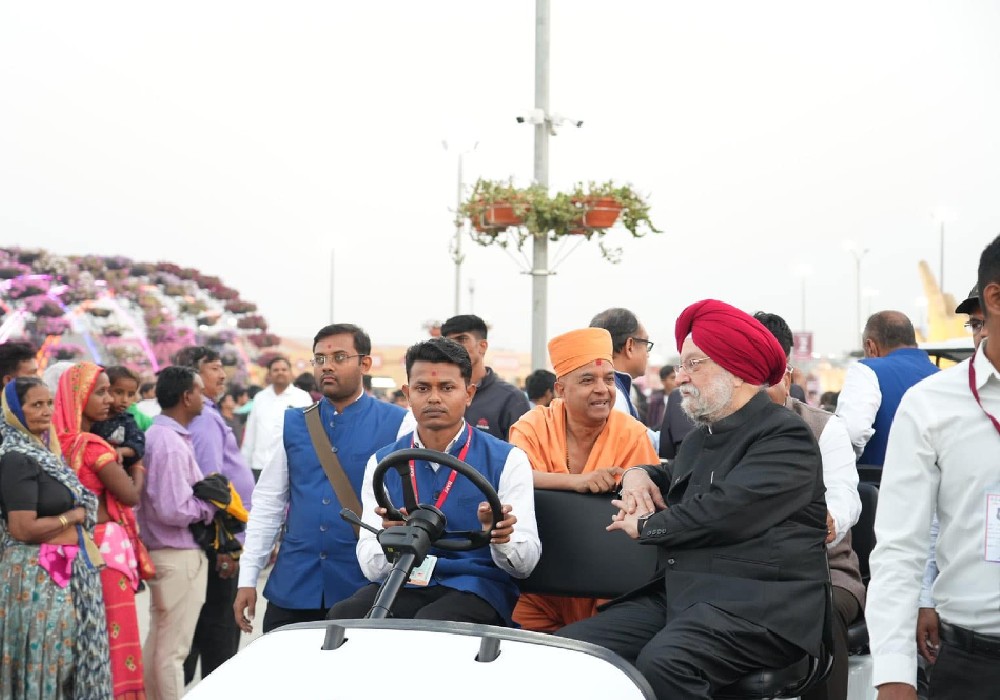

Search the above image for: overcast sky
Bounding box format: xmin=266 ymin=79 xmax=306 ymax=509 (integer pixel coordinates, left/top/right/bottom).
xmin=2 ymin=1 xmax=998 ymax=360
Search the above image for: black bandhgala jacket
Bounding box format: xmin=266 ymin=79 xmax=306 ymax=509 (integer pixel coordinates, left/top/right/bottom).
xmin=634 ymin=391 xmax=828 ymax=657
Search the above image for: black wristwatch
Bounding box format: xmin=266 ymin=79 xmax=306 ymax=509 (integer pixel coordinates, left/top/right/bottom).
xmin=637 ymin=512 xmax=654 ymax=537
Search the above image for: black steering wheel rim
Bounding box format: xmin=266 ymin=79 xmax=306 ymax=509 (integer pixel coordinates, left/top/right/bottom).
xmin=372 ymin=447 xmax=504 ymax=551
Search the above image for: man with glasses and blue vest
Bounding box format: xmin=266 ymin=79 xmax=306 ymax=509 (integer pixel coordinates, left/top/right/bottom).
xmin=234 ymin=324 xmax=414 ymax=634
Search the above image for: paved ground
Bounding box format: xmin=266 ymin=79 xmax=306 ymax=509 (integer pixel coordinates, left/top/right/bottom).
xmin=135 ymin=565 xmax=272 ymax=690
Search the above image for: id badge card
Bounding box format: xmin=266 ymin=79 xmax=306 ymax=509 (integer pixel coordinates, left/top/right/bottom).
xmin=985 ymin=490 xmax=1000 ymax=563
xmin=408 ymin=554 xmax=438 ymax=586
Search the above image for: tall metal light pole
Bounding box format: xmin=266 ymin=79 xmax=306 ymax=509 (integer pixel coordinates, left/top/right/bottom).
xmin=444 ymin=141 xmax=478 ymax=316
xmin=938 ymin=218 xmax=945 ymax=293
xmin=530 ymin=0 xmax=550 ymax=370
xmin=330 ymin=250 xmax=335 ymax=325
xmin=794 ymin=265 xmax=811 ymax=331
xmin=847 ymin=246 xmax=870 ymax=344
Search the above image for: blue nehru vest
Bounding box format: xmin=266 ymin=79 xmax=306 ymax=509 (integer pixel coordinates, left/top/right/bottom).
xmin=374 ymin=424 xmax=521 ymax=624
xmin=263 ymin=394 xmax=407 ymax=610
xmin=858 ymin=347 xmax=939 ymax=466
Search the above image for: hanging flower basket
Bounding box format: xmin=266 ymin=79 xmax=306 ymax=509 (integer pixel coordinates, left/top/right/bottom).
xmin=476 ymin=202 xmax=527 ymax=230
xmin=460 ymin=180 xmax=532 ymax=234
xmin=574 ymin=196 xmax=623 ymax=229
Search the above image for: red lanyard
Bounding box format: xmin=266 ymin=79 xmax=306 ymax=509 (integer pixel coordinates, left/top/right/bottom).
xmin=968 ymin=350 xmax=1000 ymax=437
xmin=409 ymin=423 xmax=473 ymax=509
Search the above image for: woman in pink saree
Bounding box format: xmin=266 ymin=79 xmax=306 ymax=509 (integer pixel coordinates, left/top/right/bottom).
xmin=54 ymin=362 xmax=150 ymax=700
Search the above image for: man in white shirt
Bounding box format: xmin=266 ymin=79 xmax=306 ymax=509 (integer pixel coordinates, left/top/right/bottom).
xmin=328 ymin=337 xmax=540 ymax=625
xmin=757 ymin=311 xmax=864 ymax=700
xmin=868 ymin=235 xmax=1000 ymax=700
xmin=240 ymin=356 xmax=313 ymax=479
xmin=916 ymin=285 xmax=990 ymax=667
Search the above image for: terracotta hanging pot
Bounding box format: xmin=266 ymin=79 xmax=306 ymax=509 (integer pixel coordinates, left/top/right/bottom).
xmin=575 ymin=197 xmax=622 ymax=229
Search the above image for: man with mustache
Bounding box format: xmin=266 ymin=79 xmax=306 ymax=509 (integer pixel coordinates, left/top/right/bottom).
xmin=556 ymin=299 xmax=829 ymax=700
xmin=328 ymin=337 xmax=539 ymax=625
xmin=234 ymin=324 xmax=414 ymax=634
xmin=508 ymin=327 xmax=659 ymax=632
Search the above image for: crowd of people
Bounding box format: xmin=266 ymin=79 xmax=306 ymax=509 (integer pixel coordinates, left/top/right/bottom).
xmin=1 ymin=233 xmax=998 ymax=700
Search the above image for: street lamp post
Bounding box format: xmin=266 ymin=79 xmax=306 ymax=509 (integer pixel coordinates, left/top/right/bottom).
xmin=794 ymin=265 xmax=811 ymax=331
xmin=939 ymin=218 xmax=945 ymax=293
xmin=530 ymin=0 xmax=551 ymax=371
xmin=329 ymin=250 xmax=335 ymax=323
xmin=444 ymin=141 xmax=478 ymax=316
xmin=847 ymin=247 xmax=870 ymax=345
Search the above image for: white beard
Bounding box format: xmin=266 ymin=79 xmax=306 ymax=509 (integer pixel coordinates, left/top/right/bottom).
xmin=679 ymin=372 xmax=734 ymax=426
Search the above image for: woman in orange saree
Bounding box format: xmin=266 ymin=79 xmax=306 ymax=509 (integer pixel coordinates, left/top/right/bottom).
xmin=54 ymin=362 xmax=150 ymax=700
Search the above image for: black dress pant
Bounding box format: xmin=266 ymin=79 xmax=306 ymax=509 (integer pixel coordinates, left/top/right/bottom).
xmin=802 ymin=586 xmax=862 ymax=700
xmin=929 ymin=632 xmax=1000 ymax=700
xmin=262 ymin=602 xmax=329 ymax=634
xmin=556 ymin=592 xmax=802 ymax=700
xmin=183 ymin=553 xmax=240 ymax=684
xmin=327 ymin=583 xmax=504 ymax=626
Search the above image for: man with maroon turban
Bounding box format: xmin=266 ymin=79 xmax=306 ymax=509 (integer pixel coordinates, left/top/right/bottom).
xmin=556 ymin=299 xmax=830 ymax=700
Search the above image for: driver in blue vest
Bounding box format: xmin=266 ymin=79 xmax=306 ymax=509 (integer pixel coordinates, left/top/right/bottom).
xmin=328 ymin=337 xmax=540 ymax=625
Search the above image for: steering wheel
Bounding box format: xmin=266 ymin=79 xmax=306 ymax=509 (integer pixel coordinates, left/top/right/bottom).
xmin=372 ymin=448 xmax=504 ymax=552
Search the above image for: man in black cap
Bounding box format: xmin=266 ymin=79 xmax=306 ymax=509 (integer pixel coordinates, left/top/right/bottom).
xmin=955 ymin=285 xmax=987 ymax=350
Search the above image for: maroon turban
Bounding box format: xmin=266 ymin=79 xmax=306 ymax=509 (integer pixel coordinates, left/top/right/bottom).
xmin=674 ymin=299 xmax=787 ymax=387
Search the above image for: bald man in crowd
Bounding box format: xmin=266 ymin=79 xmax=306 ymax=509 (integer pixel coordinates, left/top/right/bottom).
xmin=509 ymin=327 xmax=658 ymax=632
xmin=556 ymin=299 xmax=829 ymax=700
xmin=836 ymin=310 xmax=938 ymax=469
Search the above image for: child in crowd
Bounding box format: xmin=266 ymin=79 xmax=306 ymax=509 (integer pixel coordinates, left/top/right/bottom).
xmin=92 ymin=365 xmax=146 ymax=469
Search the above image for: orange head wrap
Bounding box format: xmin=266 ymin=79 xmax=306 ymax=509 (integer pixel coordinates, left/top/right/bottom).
xmin=548 ymin=328 xmax=614 ymax=378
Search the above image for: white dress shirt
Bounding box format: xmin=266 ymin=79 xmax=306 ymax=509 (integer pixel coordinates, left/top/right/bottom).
xmin=240 ymin=384 xmax=314 ymax=473
xmin=817 ymin=414 xmax=862 ymax=545
xmin=867 ymin=345 xmax=1000 ymax=688
xmin=356 ymin=421 xmax=541 ymax=583
xmin=238 ymin=391 xmax=416 ymax=589
xmin=835 ymin=361 xmax=881 ymax=459
xmin=918 ymin=515 xmax=940 ymax=608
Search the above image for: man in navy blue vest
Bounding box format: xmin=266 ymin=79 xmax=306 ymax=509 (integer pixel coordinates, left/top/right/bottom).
xmin=836 ymin=311 xmax=938 ymax=468
xmin=328 ymin=337 xmax=540 ymax=625
xmin=234 ymin=324 xmax=412 ymax=634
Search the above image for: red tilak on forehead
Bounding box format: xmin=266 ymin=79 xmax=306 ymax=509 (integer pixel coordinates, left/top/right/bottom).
xmin=595 ymin=359 xmax=603 ymax=366
xmin=431 ymin=371 xmax=437 ymax=376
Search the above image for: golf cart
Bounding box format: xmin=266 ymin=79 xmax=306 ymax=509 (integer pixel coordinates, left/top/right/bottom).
xmin=187 ymin=448 xmax=877 ymax=699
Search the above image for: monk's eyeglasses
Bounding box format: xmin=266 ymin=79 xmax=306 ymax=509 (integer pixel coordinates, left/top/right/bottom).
xmin=965 ymin=319 xmax=985 ymax=333
xmin=677 ymin=356 xmax=714 ymax=375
